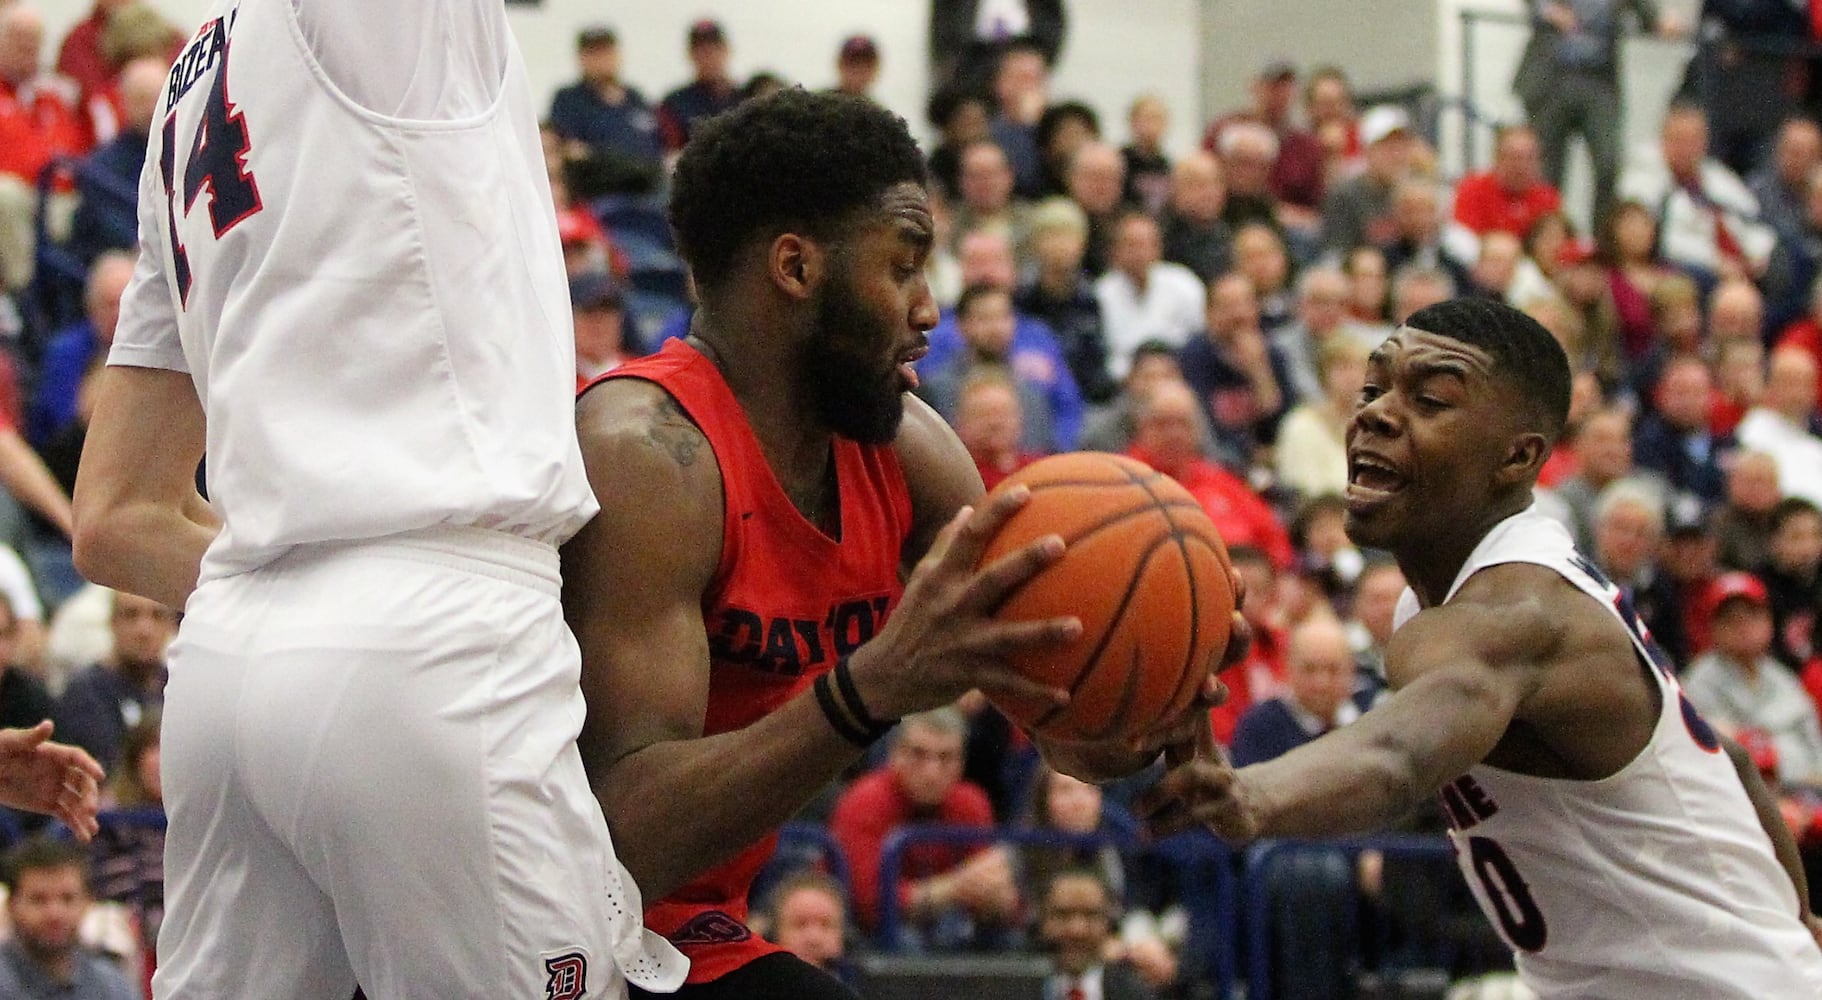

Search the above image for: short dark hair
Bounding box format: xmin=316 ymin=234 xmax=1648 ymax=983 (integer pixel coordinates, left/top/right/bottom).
xmin=955 ymin=282 xmax=1010 ymax=321
xmin=1039 ymin=867 xmax=1114 ymax=914
xmin=926 ymin=87 xmax=988 ymax=130
xmin=1771 ymin=496 xmax=1822 ymax=534
xmin=2 ymin=837 xmax=89 ymax=893
xmin=1403 ymin=298 xmax=1571 ymax=441
xmin=1037 ymin=101 xmax=1101 ymax=153
xmin=669 ymin=88 xmax=928 ymax=291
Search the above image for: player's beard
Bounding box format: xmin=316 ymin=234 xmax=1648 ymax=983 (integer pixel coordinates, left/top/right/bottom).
xmin=802 ymin=264 xmax=906 ymax=445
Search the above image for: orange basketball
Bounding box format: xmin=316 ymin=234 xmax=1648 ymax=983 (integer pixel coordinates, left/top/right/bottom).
xmin=977 ymin=452 xmax=1234 ymax=742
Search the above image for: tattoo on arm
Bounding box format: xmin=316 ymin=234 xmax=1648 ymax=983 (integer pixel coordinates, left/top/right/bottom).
xmin=642 ymin=396 xmax=704 ymax=467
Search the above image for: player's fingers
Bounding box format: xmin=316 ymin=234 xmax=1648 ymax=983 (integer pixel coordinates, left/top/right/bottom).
xmin=1133 ymin=759 xmax=1231 ymax=820
xmin=942 ymin=485 xmax=1031 ymax=569
xmin=1217 ymin=613 xmax=1253 ymax=671
xmin=958 ymin=534 xmax=1065 ymax=612
xmin=915 ymin=506 xmax=974 ymax=575
xmin=47 ymin=743 xmax=105 ymax=782
xmin=0 ymin=721 xmax=54 ymax=754
xmin=965 ymin=615 xmax=1081 ymax=657
xmin=970 ymin=666 xmax=1071 ymax=707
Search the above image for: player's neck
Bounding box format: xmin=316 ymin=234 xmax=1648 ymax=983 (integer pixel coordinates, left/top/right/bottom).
xmin=687 ymin=323 xmax=834 ymax=497
xmin=1396 ymin=493 xmax=1532 ymax=607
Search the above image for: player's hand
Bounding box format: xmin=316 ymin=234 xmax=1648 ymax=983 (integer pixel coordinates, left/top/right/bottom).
xmin=0 ymin=722 xmax=104 ymax=841
xmin=1133 ymin=717 xmax=1259 ymax=843
xmin=850 ymin=486 xmax=1080 ymax=720
xmin=1127 ymin=566 xmax=1250 ymax=757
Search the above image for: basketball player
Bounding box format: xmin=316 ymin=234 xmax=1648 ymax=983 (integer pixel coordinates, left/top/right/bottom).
xmin=563 ymin=89 xmax=1244 ymax=1000
xmin=1140 ymin=298 xmax=1822 ymax=995
xmin=70 ymin=2 xmax=681 ymax=998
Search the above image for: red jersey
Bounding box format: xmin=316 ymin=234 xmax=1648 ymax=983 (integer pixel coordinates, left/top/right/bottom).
xmin=596 ymin=340 xmax=914 ymax=983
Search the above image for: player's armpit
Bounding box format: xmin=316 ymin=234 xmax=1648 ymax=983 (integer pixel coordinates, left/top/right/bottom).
xmin=892 ymin=394 xmax=984 ymax=575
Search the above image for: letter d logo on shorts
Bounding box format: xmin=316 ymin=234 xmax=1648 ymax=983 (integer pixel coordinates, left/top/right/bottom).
xmin=543 ymin=951 xmax=587 ymax=1000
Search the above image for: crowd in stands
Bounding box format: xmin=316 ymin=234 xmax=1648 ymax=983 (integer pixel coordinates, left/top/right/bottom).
xmin=7 ymin=0 xmax=1822 ymax=997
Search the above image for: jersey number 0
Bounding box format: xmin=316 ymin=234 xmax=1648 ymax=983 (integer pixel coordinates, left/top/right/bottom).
xmin=161 ymin=44 xmax=263 ymax=308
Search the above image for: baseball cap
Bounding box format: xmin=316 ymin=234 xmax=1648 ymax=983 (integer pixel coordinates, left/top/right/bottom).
xmin=840 ymin=34 xmax=879 ymax=63
xmin=570 ymin=271 xmax=625 ymax=312
xmin=577 ymin=25 xmax=617 ymax=49
xmin=1258 ymin=58 xmax=1297 ymax=83
xmin=1704 ymin=571 xmax=1770 ymax=618
xmin=556 ymin=208 xmax=600 ymax=247
xmin=688 ymin=19 xmax=726 ymax=47
xmin=1359 ymin=105 xmax=1411 ymax=146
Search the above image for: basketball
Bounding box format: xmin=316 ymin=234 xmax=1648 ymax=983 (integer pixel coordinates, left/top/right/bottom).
xmin=977 ymin=452 xmax=1235 ymax=742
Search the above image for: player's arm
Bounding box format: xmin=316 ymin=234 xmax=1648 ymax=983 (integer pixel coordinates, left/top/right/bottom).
xmin=890 ymin=397 xmax=1238 ymax=784
xmin=1721 ymin=733 xmax=1817 ymax=931
xmin=1140 ymin=564 xmax=1557 ymax=840
xmin=72 ymin=366 xmax=215 ymax=609
xmin=568 ymin=384 xmax=1071 ymax=901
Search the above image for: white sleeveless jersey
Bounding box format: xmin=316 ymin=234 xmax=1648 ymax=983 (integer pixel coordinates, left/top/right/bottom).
xmin=108 ymin=0 xmax=596 ymax=584
xmin=1392 ymin=507 xmax=1822 ymax=997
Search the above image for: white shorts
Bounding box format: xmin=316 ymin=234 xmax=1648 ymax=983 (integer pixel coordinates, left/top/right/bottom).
xmin=152 ymin=527 xmax=686 ymax=1000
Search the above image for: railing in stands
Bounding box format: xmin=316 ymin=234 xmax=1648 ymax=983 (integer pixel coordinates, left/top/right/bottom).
xmin=875 ymin=823 xmax=1240 ymax=1000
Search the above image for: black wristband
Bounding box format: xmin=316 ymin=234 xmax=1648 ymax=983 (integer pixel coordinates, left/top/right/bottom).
xmin=833 ymin=657 xmax=897 ymax=742
xmin=814 ymin=672 xmax=874 ymax=747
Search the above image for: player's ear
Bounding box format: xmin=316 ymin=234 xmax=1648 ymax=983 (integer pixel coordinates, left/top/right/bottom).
xmin=1497 ymin=430 xmax=1550 ymax=486
xmin=768 ymin=232 xmax=823 ymax=302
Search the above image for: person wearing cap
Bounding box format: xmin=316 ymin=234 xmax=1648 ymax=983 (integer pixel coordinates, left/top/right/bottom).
xmin=571 ymin=271 xmax=637 ymax=388
xmin=548 ymin=25 xmax=662 ymax=174
xmin=1203 ymin=59 xmax=1326 ymax=221
xmin=1513 ymin=0 xmax=1684 ymax=229
xmin=657 ymin=19 xmax=739 ymax=154
xmin=1319 ymin=105 xmax=1414 ymax=256
xmin=1684 ymin=572 xmax=1822 ymax=788
xmin=831 ymin=35 xmax=878 ymax=100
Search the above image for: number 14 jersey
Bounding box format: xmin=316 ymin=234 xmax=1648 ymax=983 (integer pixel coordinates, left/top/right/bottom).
xmin=109 ymin=0 xmax=595 ymax=585
xmin=1393 ymin=506 xmax=1822 ymax=997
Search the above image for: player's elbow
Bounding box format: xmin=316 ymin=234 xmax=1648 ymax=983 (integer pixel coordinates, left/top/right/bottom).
xmin=70 ymin=500 xmax=125 ymax=590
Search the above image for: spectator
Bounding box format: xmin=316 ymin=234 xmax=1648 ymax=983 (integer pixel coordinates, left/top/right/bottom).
xmin=1232 ymin=615 xmax=1360 ymax=766
xmin=1467 ymin=229 xmax=1525 ymax=302
xmin=1015 ymin=768 xmax=1135 ymax=922
xmin=1388 ymin=264 xmax=1453 ymax=324
xmin=73 ymin=2 xmax=181 ymax=149
xmin=1683 ymin=0 xmax=1804 ymax=176
xmin=1452 ymin=125 xmax=1563 ymax=238
xmin=1213 ymin=121 xmax=1292 ymax=242
xmin=1710 ymin=335 xmax=1767 ymax=438
xmin=1778 ymin=272 xmax=1822 ymax=406
xmin=1715 ymin=451 xmax=1786 ymax=572
xmin=546 ymin=26 xmax=662 ymax=176
xmin=1555 ymin=242 xmax=1625 ymax=387
xmin=1124 ymin=380 xmax=1294 ymax=568
xmin=1015 ymin=197 xmax=1116 ymax=403
xmin=1121 ymin=94 xmax=1172 ymax=216
xmin=570 ymin=271 xmax=636 ymax=387
xmin=1035 ymin=870 xmax=1159 ymax=1000
xmin=1066 ymin=141 xmax=1129 ymax=275
xmin=925 ymin=89 xmax=993 ymax=200
xmin=1093 ymin=211 xmax=1205 ymax=376
xmin=761 ymin=870 xmax=849 ymax=979
xmin=0 ymin=592 xmax=50 ymax=735
xmin=923 ymin=228 xmax=1076 ymax=393
xmin=1203 ymin=59 xmax=1326 ymax=222
xmin=1591 ymin=477 xmax=1687 ymax=659
xmin=1320 ymin=104 xmax=1414 ymax=254
xmin=1633 ymin=355 xmax=1734 ymax=504
xmin=1710 ymin=276 xmax=1767 ymax=344
xmin=1159 ymin=152 xmax=1234 ymax=285
xmin=656 ymin=20 xmax=740 ymax=155
xmin=65 ymin=55 xmax=159 ymax=267
xmin=1548 ymin=407 xmax=1643 ymax=552
xmin=1077 ymin=341 xmax=1201 ymax=456
xmin=1210 ymin=545 xmax=1292 ymax=744
xmin=1347 ymin=560 xmax=1406 ymax=710
xmin=52 ymin=592 xmax=171 ymax=773
xmin=1036 ymin=101 xmax=1100 ymax=200
xmin=53 ymin=0 xmax=129 ymax=97
xmin=29 ymin=251 xmax=129 ymax=448
xmin=1761 ymin=498 xmax=1822 ymax=672
xmin=1621 ymin=272 xmax=1702 ymax=406
xmin=953 ymin=370 xmax=1040 ymax=491
xmin=986 ymin=43 xmax=1049 ymax=198
xmin=1274 ymin=334 xmax=1368 ymax=501
xmin=0 ymin=4 xmax=87 ymax=293
xmin=1521 ymin=209 xmax=1578 ymax=290
xmin=1513 ymin=0 xmax=1683 ymax=228
xmin=832 ymin=34 xmax=880 ymax=100
xmin=927 ymin=0 xmax=1066 ymax=98
xmin=1379 ymin=177 xmax=1472 ymax=296
xmin=1177 ymin=273 xmax=1293 ymax=464
xmin=1684 ymin=572 xmax=1822 ymax=787
xmin=1750 ymin=118 xmax=1822 ymax=243
xmin=1661 ymin=499 xmax=1721 ymax=660
xmin=90 ymin=710 xmax=161 ymax=991
xmin=1598 ymin=199 xmax=1670 ymax=360
xmin=952 ymin=140 xmax=1032 ymax=266
xmin=1620 ymin=103 xmax=1777 ymax=285
xmin=921 ymin=283 xmax=1081 ymax=452
xmin=1233 ymin=222 xmax=1296 ymax=331
xmin=0 ymin=838 xmax=136 ymax=1000
xmin=1303 ymin=65 xmax=1359 ymax=177
xmin=1736 ymin=346 xmax=1822 ymax=508
xmin=1342 ymin=244 xmax=1392 ymax=326
xmin=1272 ymin=266 xmax=1379 ymax=404
xmin=830 ymin=708 xmax=1018 ymax=945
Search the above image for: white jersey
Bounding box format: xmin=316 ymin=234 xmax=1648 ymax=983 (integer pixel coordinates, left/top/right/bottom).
xmin=108 ymin=0 xmax=596 ymax=585
xmin=1392 ymin=506 xmax=1822 ymax=997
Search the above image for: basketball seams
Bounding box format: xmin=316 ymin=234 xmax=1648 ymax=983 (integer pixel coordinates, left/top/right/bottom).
xmin=1030 ymin=532 xmax=1175 ymax=732
xmin=1123 ymin=463 xmax=1213 ymax=731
